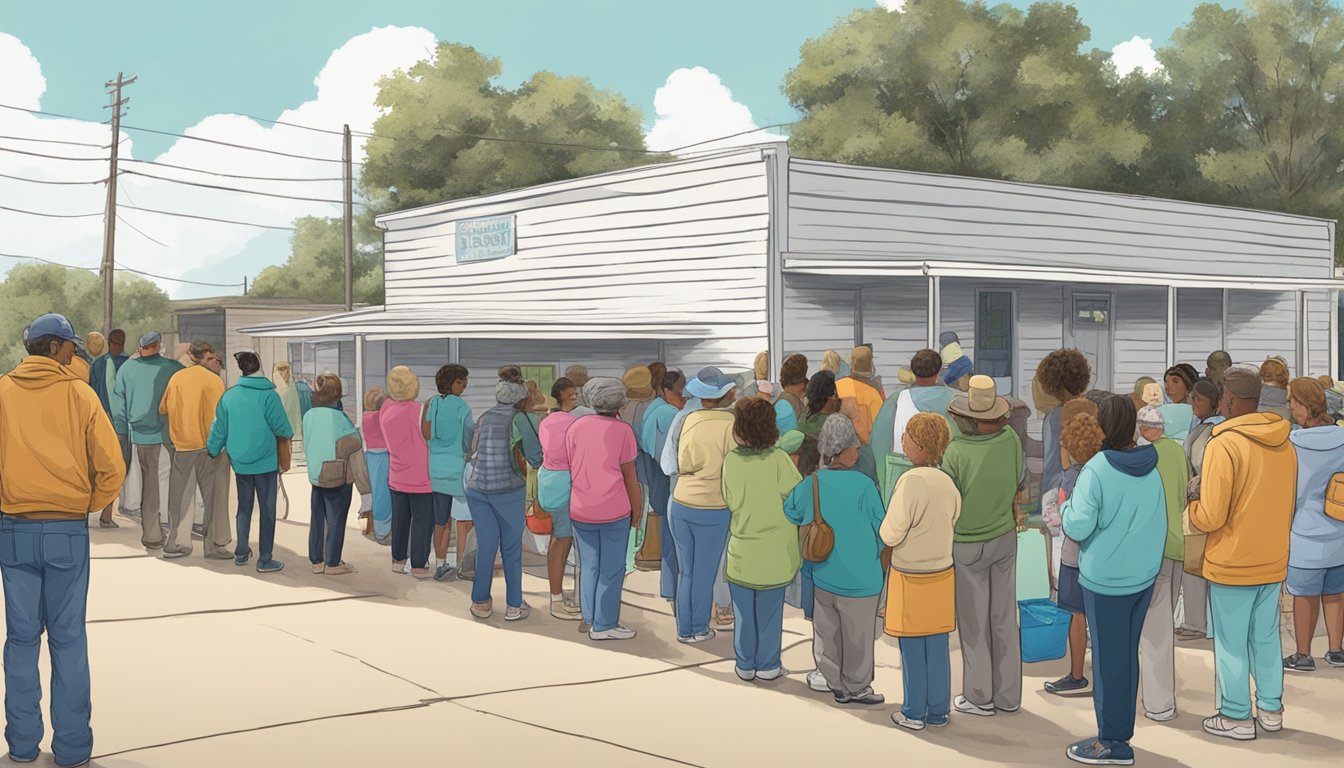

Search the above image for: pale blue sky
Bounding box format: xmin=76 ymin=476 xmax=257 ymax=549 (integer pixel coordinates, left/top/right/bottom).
xmin=5 ymin=0 xmax=1247 ymax=158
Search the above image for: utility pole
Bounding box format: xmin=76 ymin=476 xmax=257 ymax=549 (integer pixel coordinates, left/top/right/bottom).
xmin=100 ymin=72 xmax=136 ymax=336
xmin=343 ymin=124 xmax=353 ymax=312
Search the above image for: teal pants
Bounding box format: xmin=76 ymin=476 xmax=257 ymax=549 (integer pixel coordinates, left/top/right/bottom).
xmin=1209 ymin=582 xmax=1284 ymax=721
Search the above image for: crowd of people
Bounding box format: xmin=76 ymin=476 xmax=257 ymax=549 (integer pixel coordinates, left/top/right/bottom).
xmin=2 ymin=311 xmax=1342 ymax=767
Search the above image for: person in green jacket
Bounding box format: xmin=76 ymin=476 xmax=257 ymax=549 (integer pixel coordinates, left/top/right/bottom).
xmin=942 ymin=375 xmax=1024 ymax=717
xmin=110 ymin=331 xmax=184 ymax=550
xmin=721 ymin=398 xmax=803 ymax=683
xmin=207 ymin=351 xmax=294 ymax=573
xmin=1136 ymin=405 xmax=1189 ymax=722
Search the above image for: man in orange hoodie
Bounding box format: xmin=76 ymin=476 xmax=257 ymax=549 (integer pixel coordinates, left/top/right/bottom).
xmin=0 ymin=313 xmax=125 ymax=767
xmin=159 ymin=340 xmax=231 ymax=560
xmin=1188 ymin=366 xmax=1295 ymax=742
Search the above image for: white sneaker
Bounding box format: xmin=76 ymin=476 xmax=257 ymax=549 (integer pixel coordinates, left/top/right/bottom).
xmin=504 ymin=602 xmax=531 ymax=622
xmin=735 ymin=667 xmax=756 ymax=681
xmin=954 ymin=695 xmax=996 ymax=717
xmin=892 ymin=713 xmax=926 ymax=731
xmin=1203 ymin=715 xmax=1256 ymax=741
xmin=756 ymin=667 xmax=789 ymax=681
xmin=589 ymin=625 xmax=636 ymax=641
xmin=1146 ymin=707 xmax=1177 ymax=723
xmin=806 ymin=670 xmax=830 ymax=692
xmin=676 ymin=629 xmax=716 ymax=644
xmin=1257 ymin=709 xmax=1283 ymax=733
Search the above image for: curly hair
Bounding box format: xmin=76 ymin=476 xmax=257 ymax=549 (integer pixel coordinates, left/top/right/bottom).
xmin=733 ymin=397 xmax=779 ymax=450
xmin=780 ymin=354 xmax=809 ymax=387
xmin=910 ymin=349 xmax=942 ymax=379
xmin=905 ymin=412 xmax=951 ymax=465
xmin=1061 ymin=412 xmax=1105 ymax=467
xmin=796 ymin=435 xmax=821 ymax=477
xmin=435 ymin=364 xmax=469 ymax=395
xmin=1036 ymin=349 xmax=1091 ymax=399
xmin=1288 ymin=376 xmax=1329 ymax=424
xmin=1261 ymin=358 xmax=1290 ymax=388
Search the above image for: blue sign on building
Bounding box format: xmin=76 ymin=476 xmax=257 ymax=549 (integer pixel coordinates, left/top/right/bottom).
xmin=455 ymin=215 xmax=516 ymax=264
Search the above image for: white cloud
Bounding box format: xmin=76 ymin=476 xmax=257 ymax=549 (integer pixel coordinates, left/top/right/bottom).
xmin=876 ymin=0 xmax=907 ymax=11
xmin=0 ymin=26 xmax=435 ymax=300
xmin=644 ymin=67 xmax=786 ymax=156
xmin=1111 ymin=36 xmax=1163 ymax=77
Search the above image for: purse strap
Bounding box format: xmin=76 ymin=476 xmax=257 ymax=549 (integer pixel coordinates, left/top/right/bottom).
xmin=812 ymin=474 xmax=825 ymax=526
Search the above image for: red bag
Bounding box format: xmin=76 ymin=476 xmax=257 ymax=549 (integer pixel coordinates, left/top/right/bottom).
xmin=525 ymin=501 xmax=553 ymax=535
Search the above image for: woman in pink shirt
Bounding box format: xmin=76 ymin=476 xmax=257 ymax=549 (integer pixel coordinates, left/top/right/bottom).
xmin=380 ymin=366 xmax=433 ymax=579
xmin=565 ymin=377 xmax=642 ymax=641
xmin=362 ymin=388 xmax=392 ymax=544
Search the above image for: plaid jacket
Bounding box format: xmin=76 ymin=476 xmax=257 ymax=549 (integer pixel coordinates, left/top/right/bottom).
xmin=467 ymin=403 xmax=525 ymax=494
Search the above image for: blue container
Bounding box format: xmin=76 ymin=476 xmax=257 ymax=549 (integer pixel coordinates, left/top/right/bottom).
xmin=1019 ymin=598 xmax=1072 ymax=663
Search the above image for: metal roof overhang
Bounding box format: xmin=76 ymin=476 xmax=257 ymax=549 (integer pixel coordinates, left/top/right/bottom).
xmin=238 ymin=306 xmax=726 ymax=340
xmin=782 ymin=255 xmax=1344 ymax=290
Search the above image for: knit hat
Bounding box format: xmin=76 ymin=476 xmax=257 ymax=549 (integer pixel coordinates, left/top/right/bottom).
xmin=818 ymin=414 xmax=860 ymax=464
xmin=776 ymin=430 xmax=805 ymax=454
xmin=623 ymin=365 xmax=654 ymax=400
xmin=584 ymin=377 xmax=628 ymax=414
xmin=387 ymin=366 xmax=420 ymax=402
xmin=850 ymin=345 xmax=875 ymax=377
xmin=1222 ymin=367 xmax=1262 ymax=401
xmin=496 ymin=380 xmax=529 ymax=405
xmin=1136 ymin=405 xmax=1165 ymax=428
xmin=939 ymin=331 xmax=960 ymax=348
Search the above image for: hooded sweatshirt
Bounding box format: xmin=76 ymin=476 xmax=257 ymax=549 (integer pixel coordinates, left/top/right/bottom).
xmin=1188 ymin=413 xmax=1296 ymax=586
xmin=1288 ymin=425 xmax=1344 ymax=570
xmin=1061 ymin=446 xmax=1166 ymax=596
xmin=159 ymin=364 xmax=225 ymax=451
xmin=942 ymin=427 xmax=1023 ymax=543
xmin=206 ymin=375 xmax=294 ymax=475
xmin=111 ymin=354 xmax=185 ymax=445
xmin=0 ymin=356 xmax=125 ymax=516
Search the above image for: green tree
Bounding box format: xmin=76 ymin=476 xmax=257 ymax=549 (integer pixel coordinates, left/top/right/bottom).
xmin=0 ymin=264 xmax=172 ymax=373
xmin=249 ymin=216 xmax=384 ymax=305
xmin=783 ymin=0 xmax=1149 ymax=186
xmin=1159 ymin=0 xmax=1344 ymax=230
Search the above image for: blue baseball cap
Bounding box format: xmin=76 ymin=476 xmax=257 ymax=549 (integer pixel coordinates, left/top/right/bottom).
xmin=22 ymin=314 xmax=84 ymax=348
xmin=684 ymin=366 xmax=736 ymax=399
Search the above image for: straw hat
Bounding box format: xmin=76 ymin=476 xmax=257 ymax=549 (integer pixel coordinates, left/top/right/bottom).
xmin=948 ymin=375 xmax=1010 ymax=421
xmin=623 ymin=365 xmax=654 ymax=400
xmin=387 ymin=366 xmax=420 ymax=402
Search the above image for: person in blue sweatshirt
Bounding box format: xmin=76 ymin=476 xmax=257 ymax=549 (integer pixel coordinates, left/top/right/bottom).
xmin=1061 ymin=393 xmax=1167 ymax=767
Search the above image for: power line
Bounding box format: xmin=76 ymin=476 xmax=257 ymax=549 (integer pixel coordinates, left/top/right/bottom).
xmin=0 ymin=133 xmax=107 ymax=148
xmin=353 ymin=125 xmax=658 ymax=155
xmin=121 ymin=158 xmax=344 ymax=182
xmin=0 ymin=251 xmax=244 ymax=287
xmin=118 ymin=204 xmax=296 ymax=230
xmin=118 ymin=123 xmax=358 ymax=164
xmin=0 ymin=203 xmax=102 ymax=218
xmin=121 ymin=168 xmax=354 ymax=205
xmin=226 ymin=112 xmax=347 ymax=137
xmin=115 ymin=213 xmax=168 ymax=248
xmin=0 ymin=170 xmax=107 ymax=185
xmin=0 ymin=144 xmax=106 ymax=162
xmin=664 ymin=122 xmax=796 ymax=153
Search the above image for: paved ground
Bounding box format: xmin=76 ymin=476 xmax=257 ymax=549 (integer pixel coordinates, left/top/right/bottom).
xmin=2 ymin=470 xmax=1342 ymax=767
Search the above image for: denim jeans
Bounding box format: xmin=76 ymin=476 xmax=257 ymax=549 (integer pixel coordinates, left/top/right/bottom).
xmin=659 ymin=507 xmax=679 ymax=600
xmin=366 ymin=449 xmax=392 ymax=540
xmin=572 ymin=519 xmax=629 ymax=632
xmin=309 ymin=484 xmax=353 ymax=567
xmin=390 ymin=490 xmax=433 ymax=568
xmin=1209 ymin=582 xmax=1284 ymax=720
xmin=1083 ymin=585 xmax=1154 ymax=744
xmin=467 ymin=487 xmax=526 ymax=608
xmin=0 ymin=517 xmax=92 ymax=766
xmin=728 ymin=583 xmax=786 ymax=672
xmin=898 ymin=634 xmax=952 ymax=721
xmin=235 ymin=471 xmax=279 ymax=562
xmin=667 ymin=501 xmax=730 ymax=638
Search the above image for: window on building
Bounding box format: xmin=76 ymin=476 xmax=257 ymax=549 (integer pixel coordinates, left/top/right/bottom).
xmin=976 ymin=291 xmax=1014 ymax=378
xmin=520 ymin=365 xmax=557 ymax=397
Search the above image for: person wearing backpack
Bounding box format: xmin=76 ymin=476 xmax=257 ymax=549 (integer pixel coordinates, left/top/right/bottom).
xmin=302 ymin=374 xmax=373 ymax=575
xmin=784 ymin=414 xmax=886 ymax=706
xmin=1284 ymin=377 xmax=1344 ymax=672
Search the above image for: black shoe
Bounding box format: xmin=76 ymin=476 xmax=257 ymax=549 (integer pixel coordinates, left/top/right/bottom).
xmin=1046 ymin=674 xmax=1090 ymax=693
xmin=1283 ymin=653 xmax=1316 ymax=672
xmin=835 ymin=688 xmax=885 ymax=706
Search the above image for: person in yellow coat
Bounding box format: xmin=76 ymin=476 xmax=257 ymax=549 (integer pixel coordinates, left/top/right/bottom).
xmin=881 ymin=413 xmax=960 ymax=731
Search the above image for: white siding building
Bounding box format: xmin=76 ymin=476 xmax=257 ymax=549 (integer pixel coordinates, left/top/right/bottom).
xmin=242 ymin=144 xmax=1340 ymax=431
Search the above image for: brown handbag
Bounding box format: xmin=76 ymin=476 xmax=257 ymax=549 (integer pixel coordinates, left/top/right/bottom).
xmin=801 ymin=475 xmax=835 ymax=562
xmin=1325 ymin=472 xmax=1344 ymax=522
xmin=276 ymin=438 xmax=291 ymax=474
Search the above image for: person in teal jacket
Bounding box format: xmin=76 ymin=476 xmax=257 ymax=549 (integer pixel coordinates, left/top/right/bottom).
xmin=784 ymin=414 xmax=887 ymax=706
xmin=110 ymin=331 xmax=184 ymax=549
xmin=207 ymin=351 xmax=294 ymax=573
xmin=302 ymin=373 xmax=372 ymax=575
xmin=1061 ymin=394 xmax=1166 ymax=767
xmin=425 ymin=364 xmax=475 ymax=581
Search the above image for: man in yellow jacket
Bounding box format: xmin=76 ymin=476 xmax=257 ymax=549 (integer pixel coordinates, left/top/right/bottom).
xmin=0 ymin=313 xmax=125 ymax=767
xmin=159 ymin=340 xmax=231 ymax=559
xmin=1188 ymin=366 xmax=1294 ymax=741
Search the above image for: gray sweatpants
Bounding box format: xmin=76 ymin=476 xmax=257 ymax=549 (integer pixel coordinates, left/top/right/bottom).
xmin=1140 ymin=557 xmax=1183 ymax=715
xmin=167 ymin=449 xmax=232 ymax=557
xmin=138 ymin=443 xmax=176 ymax=547
xmin=953 ymin=529 xmax=1022 ymax=710
xmin=1178 ymin=571 xmax=1210 ymax=635
xmin=812 ymin=588 xmax=880 ymax=698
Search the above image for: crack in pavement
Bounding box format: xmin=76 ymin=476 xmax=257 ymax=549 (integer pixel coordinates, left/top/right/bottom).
xmin=261 ymin=624 xmax=444 ymax=697
xmin=88 ymin=594 xmax=381 ymax=624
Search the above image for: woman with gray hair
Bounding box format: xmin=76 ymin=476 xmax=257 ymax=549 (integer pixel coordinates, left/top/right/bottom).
xmin=565 ymin=378 xmax=643 ymax=641
xmin=784 ymin=414 xmax=887 ymax=705
xmin=466 ymin=379 xmax=532 ymax=622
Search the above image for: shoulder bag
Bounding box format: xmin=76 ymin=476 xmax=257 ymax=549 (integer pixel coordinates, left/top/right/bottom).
xmin=1324 ymin=472 xmax=1344 ymax=522
xmin=801 ymin=474 xmax=835 ymax=562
